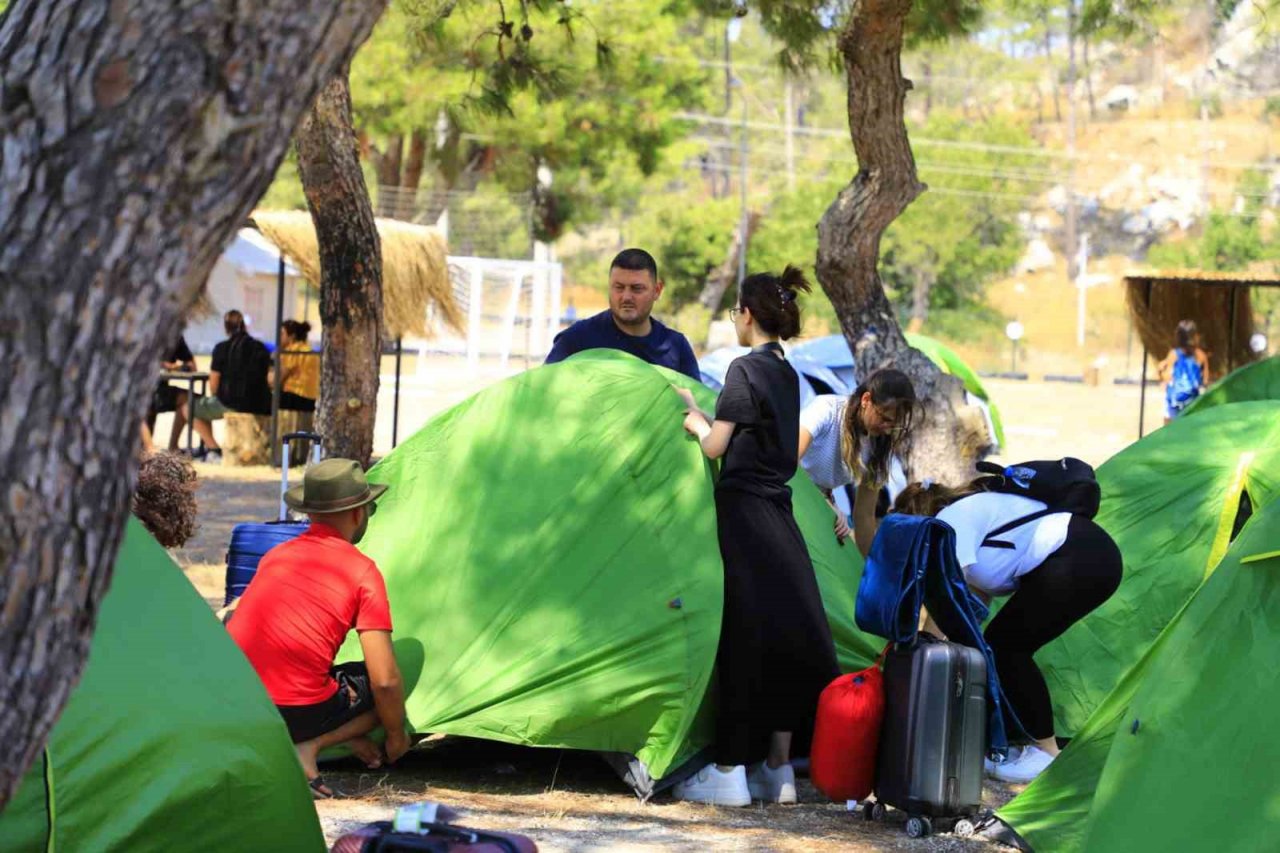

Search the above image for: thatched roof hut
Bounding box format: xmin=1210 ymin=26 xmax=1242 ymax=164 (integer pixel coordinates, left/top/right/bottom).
xmin=250 ymin=210 xmax=464 ymax=339
xmin=1124 ymin=269 xmax=1280 ymax=376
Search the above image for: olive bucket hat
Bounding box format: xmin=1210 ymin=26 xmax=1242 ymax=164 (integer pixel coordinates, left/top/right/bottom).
xmin=284 ymin=458 xmax=388 ymax=514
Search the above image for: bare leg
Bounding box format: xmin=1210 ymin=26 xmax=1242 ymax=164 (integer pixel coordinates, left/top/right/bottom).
xmin=192 ymin=417 xmax=221 ymax=451
xmin=140 ymin=423 xmax=155 ymax=454
xmin=294 ymin=709 xmax=381 ymax=783
xmin=168 ymin=391 xmax=189 ymax=450
xmin=767 ymin=732 xmax=791 ymax=769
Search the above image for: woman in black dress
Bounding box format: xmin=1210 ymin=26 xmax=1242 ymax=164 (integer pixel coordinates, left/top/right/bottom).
xmin=672 ymin=266 xmax=840 ymax=806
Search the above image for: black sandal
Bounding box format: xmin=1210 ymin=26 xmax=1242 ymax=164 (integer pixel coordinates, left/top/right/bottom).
xmin=309 ymin=776 xmax=343 ymax=800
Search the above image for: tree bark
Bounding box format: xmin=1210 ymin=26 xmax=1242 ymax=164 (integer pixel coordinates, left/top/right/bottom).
xmin=698 ymin=211 xmax=762 ymax=311
xmin=1043 ymin=12 xmax=1061 ymax=122
xmin=0 ymin=0 xmax=386 ymax=810
xmin=399 ymin=128 xmax=429 ymax=220
xmin=815 ymin=0 xmax=990 ymax=486
xmin=370 ymin=133 xmax=403 ymax=217
xmin=909 ymin=267 xmax=934 ymax=330
xmin=296 ymin=73 xmax=384 ymax=468
xmin=1083 ymin=32 xmax=1096 ymax=121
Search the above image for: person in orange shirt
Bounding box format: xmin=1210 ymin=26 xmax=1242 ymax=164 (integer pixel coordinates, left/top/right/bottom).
xmin=228 ymin=459 xmax=408 ymax=798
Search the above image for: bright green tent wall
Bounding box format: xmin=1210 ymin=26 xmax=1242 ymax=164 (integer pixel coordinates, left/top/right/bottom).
xmin=1181 ymin=355 xmax=1280 ymax=418
xmin=1030 ymin=401 xmax=1280 ymax=736
xmin=904 ymin=333 xmax=1005 ymax=447
xmin=349 ymin=349 xmax=880 ymax=783
xmin=0 ymin=520 xmax=324 ymax=853
xmin=998 ymin=496 xmax=1280 ymax=852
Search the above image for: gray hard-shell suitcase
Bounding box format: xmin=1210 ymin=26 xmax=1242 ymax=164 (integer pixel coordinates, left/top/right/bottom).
xmin=867 ymin=633 xmax=986 ymax=838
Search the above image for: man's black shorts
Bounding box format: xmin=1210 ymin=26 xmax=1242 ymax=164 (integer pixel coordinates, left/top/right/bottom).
xmin=276 ymin=662 xmax=375 ymax=743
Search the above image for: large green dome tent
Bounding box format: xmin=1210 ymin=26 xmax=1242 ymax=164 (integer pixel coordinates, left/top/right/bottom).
xmin=1028 ymin=401 xmax=1280 ymax=736
xmin=0 ymin=520 xmax=324 ymax=852
xmin=996 ymin=495 xmax=1280 ymax=852
xmin=1180 ymin=355 xmax=1280 ymax=418
xmin=344 ymin=349 xmax=881 ymax=794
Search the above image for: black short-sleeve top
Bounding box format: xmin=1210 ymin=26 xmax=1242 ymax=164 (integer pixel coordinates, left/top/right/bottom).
xmin=713 ymin=343 xmax=801 ymax=501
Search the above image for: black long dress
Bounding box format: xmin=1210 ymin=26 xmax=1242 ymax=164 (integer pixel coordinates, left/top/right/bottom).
xmin=712 ymin=343 xmax=840 ymax=766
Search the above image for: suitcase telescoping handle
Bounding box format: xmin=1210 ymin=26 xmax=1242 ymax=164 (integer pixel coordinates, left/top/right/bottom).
xmin=279 ymin=431 xmax=323 ymax=521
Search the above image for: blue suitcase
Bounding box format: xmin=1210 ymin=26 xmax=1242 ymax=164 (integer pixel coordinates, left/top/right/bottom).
xmin=223 ymin=431 xmax=321 ymax=604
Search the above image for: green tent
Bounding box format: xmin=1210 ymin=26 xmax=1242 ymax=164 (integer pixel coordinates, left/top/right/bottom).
xmin=0 ymin=520 xmax=324 ymax=852
xmin=1028 ymin=401 xmax=1280 ymax=737
xmin=997 ymin=495 xmax=1280 ymax=852
xmin=904 ymin=333 xmax=1005 ymax=447
xmin=348 ymin=348 xmax=879 ymax=791
xmin=1181 ymin=355 xmax=1280 ymax=418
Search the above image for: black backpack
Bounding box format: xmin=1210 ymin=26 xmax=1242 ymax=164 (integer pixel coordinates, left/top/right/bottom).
xmin=974 ymin=458 xmax=1100 ymax=549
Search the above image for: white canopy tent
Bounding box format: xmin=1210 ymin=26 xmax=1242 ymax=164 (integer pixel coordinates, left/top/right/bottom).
xmin=187 ymin=229 xmax=309 ymax=353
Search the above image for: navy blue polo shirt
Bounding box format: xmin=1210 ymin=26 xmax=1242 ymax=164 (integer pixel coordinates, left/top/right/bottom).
xmin=544 ymin=310 xmax=700 ymax=380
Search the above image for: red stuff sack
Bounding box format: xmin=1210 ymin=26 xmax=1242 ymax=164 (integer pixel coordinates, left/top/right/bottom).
xmin=809 ymin=662 xmax=886 ymax=802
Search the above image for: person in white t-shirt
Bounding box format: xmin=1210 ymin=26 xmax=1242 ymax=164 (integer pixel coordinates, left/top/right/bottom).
xmin=797 ymin=369 xmax=918 ymax=557
xmin=892 ymin=480 xmax=1123 ymax=784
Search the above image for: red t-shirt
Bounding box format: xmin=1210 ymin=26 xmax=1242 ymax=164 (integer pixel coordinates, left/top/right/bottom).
xmin=228 ymin=523 xmax=393 ymax=706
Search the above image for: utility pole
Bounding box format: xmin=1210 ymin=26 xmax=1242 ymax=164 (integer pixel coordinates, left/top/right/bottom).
xmin=1065 ymin=0 xmax=1081 ymax=324
xmin=783 ymin=79 xmax=795 ymax=191
xmin=738 ymin=90 xmax=749 ymax=287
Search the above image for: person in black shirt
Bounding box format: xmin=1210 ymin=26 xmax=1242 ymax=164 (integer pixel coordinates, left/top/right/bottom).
xmin=192 ymin=310 xmax=272 ymax=462
xmin=145 ymin=332 xmax=196 ymax=451
xmin=671 ymin=266 xmax=839 ymax=807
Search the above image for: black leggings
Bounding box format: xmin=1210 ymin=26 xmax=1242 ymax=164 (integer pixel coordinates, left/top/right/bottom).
xmin=984 ymin=516 xmax=1123 ymax=740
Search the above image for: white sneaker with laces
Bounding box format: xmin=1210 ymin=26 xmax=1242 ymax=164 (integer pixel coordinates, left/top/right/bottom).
xmin=672 ymin=763 xmax=751 ymax=807
xmin=747 ymin=761 xmax=798 ymax=804
xmin=990 ymin=745 xmax=1055 ymax=783
xmin=984 ymin=746 xmax=1023 ymax=778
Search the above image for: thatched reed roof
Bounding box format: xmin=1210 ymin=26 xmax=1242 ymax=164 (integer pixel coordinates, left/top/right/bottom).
xmin=1123 ymin=269 xmax=1280 ymax=374
xmin=251 ymin=210 xmax=464 ymax=340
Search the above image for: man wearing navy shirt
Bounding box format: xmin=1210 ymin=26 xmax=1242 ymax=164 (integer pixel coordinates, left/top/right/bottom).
xmin=545 ymin=248 xmax=700 ymax=380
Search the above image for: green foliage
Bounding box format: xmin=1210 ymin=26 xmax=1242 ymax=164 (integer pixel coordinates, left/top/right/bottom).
xmin=748 ymin=114 xmax=1033 ymax=329
xmin=1264 ymin=96 xmax=1280 ymax=120
xmin=350 ymin=0 xmax=714 ymax=237
xmin=627 ymin=193 xmax=739 ymax=311
xmin=1147 ymin=213 xmax=1267 ymax=271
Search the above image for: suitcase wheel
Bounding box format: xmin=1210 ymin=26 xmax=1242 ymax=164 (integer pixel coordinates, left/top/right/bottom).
xmin=954 ymin=818 xmax=975 ymax=838
xmin=905 ymin=816 xmax=932 ymax=838
xmin=863 ymin=801 xmax=887 ymax=822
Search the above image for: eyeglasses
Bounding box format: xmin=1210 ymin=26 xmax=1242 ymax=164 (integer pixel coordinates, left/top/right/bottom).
xmin=729 ymin=307 xmax=743 ymax=319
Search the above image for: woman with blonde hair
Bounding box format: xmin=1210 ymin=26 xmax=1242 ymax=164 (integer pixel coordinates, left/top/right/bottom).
xmin=797 ymin=369 xmax=918 ymax=556
xmin=892 ymin=477 xmax=1122 ymax=784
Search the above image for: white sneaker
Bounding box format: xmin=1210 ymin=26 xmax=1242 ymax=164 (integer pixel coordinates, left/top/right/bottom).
xmin=990 ymin=745 xmax=1055 ymax=783
xmin=672 ymin=763 xmax=751 ymax=806
xmin=984 ymin=746 xmax=1023 ymax=778
xmin=747 ymin=761 xmax=798 ymax=804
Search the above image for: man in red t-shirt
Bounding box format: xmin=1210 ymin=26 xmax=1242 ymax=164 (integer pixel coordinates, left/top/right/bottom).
xmin=229 ymin=458 xmax=408 ymax=798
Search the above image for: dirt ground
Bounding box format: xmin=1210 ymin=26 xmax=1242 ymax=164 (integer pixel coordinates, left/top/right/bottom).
xmin=172 ymin=377 xmax=1158 ymax=850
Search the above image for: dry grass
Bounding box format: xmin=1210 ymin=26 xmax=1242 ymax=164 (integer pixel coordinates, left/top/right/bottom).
xmin=1125 ymin=275 xmax=1260 ymax=377
xmin=252 ymin=210 xmax=464 ymax=339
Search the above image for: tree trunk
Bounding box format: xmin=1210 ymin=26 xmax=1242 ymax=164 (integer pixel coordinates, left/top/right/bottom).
xmin=398 ymin=128 xmax=429 ymax=221
xmin=922 ymin=54 xmax=933 ymax=118
xmin=0 ymin=0 xmax=386 ymax=810
xmin=1083 ymin=32 xmax=1096 ymax=121
xmin=1043 ymin=13 xmax=1061 ymax=122
xmin=815 ymin=0 xmax=990 ymax=486
xmin=296 ymin=73 xmax=384 ymax=468
xmin=698 ymin=211 xmax=762 ymax=311
xmin=909 ymin=267 xmax=934 ymax=331
xmin=371 ymin=133 xmax=403 ymax=217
